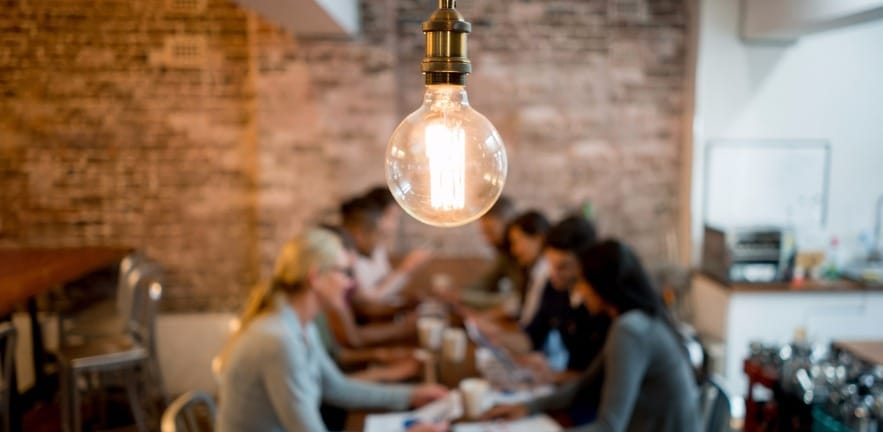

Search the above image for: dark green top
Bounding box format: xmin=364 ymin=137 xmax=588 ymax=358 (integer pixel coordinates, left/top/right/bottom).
xmin=529 ymin=311 xmax=701 ymax=432
xmin=460 ymin=252 xmax=523 ymax=309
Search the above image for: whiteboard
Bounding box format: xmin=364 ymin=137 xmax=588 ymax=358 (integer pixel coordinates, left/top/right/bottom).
xmin=704 ymin=141 xmax=829 ymax=228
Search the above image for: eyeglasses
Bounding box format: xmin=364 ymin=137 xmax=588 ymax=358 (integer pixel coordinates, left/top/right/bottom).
xmin=329 ymin=265 xmax=354 ymax=279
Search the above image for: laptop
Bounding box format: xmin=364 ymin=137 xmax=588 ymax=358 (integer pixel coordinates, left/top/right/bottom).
xmin=463 ymin=319 xmax=535 ymax=384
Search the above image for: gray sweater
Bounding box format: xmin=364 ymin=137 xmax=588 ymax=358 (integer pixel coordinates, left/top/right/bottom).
xmin=528 ymin=310 xmax=701 ymax=432
xmin=217 ymin=301 xmax=412 ymax=432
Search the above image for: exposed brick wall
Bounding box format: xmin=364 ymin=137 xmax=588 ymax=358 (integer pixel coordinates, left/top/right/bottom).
xmin=0 ymin=0 xmax=259 ymax=310
xmin=0 ymin=0 xmax=689 ymax=311
xmin=256 ymin=0 xmax=689 ymax=263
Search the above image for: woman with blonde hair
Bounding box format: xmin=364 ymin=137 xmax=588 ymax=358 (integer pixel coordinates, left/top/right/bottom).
xmin=217 ymin=228 xmax=447 ymax=432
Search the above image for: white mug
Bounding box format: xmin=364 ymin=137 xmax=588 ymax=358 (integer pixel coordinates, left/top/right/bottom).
xmin=418 ymin=317 xmax=445 ymax=350
xmin=442 ymin=328 xmax=467 ymax=362
xmin=459 ymin=378 xmax=490 ymax=419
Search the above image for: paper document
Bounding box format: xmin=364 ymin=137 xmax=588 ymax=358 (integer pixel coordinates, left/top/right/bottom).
xmin=453 ymin=414 xmax=562 ymax=432
xmin=364 ymin=391 xmax=463 ymax=432
xmin=364 ymin=412 xmax=411 ymax=432
xmin=489 ymin=385 xmax=554 ymax=405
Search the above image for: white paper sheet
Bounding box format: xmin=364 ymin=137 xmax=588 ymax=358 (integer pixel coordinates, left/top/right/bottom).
xmin=364 ymin=412 xmax=411 ymax=432
xmin=453 ymin=414 xmax=562 ymax=432
xmin=488 ymin=385 xmax=554 ymax=405
xmin=363 ymin=388 xmax=557 ymax=432
xmin=364 ymin=391 xmax=463 ymax=432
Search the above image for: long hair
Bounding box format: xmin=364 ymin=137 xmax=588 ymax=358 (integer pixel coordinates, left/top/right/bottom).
xmin=577 ymin=240 xmax=664 ymax=317
xmin=505 ymin=209 xmax=550 ymax=269
xmin=577 ymin=240 xmax=693 ymax=369
xmin=216 ymin=228 xmax=343 ymax=371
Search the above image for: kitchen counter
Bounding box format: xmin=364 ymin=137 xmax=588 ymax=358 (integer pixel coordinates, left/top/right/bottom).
xmin=690 ymin=273 xmax=883 ymax=395
xmin=716 ymin=277 xmax=870 ymax=293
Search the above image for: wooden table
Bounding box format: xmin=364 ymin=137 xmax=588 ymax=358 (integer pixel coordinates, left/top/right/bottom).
xmin=0 ymin=246 xmax=132 ymax=432
xmin=345 ymin=314 xmax=530 ymax=431
xmin=403 ymin=257 xmax=493 ymax=294
xmin=833 ymin=339 xmax=883 ymax=366
xmin=0 ymin=246 xmax=132 ymax=314
xmin=345 ymin=343 xmax=482 ymax=432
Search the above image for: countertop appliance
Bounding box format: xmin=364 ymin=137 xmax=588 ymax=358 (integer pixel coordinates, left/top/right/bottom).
xmin=702 ymin=225 xmax=796 ymax=283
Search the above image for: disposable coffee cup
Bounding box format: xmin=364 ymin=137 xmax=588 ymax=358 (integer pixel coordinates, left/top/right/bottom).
xmin=459 ymin=378 xmax=490 ymax=419
xmin=418 ymin=317 xmax=444 ymax=350
xmin=442 ymin=328 xmax=467 ymax=362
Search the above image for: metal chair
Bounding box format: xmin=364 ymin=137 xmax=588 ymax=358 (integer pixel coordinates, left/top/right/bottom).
xmin=58 ymin=275 xmax=166 ymax=432
xmin=0 ymin=323 xmax=16 ymax=432
xmin=61 ymin=253 xmax=160 ymax=343
xmin=161 ymin=390 xmax=217 ymax=432
xmin=702 ymin=375 xmax=733 ymax=432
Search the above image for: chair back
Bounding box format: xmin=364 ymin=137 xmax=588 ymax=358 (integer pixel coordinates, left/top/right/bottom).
xmin=128 ymin=275 xmax=163 ymax=358
xmin=702 ymin=375 xmax=733 ymax=432
xmin=161 ymin=390 xmax=216 ymax=432
xmin=117 ymin=254 xmax=162 ymax=329
xmin=117 ymin=253 xmax=144 ymax=321
xmin=0 ymin=323 xmax=16 ymax=432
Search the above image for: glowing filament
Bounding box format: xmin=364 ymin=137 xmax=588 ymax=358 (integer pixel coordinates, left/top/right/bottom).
xmin=425 ymin=123 xmax=466 ymax=210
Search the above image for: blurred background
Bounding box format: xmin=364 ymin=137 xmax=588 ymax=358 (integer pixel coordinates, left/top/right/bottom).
xmin=2 ymin=0 xmax=882 ymax=431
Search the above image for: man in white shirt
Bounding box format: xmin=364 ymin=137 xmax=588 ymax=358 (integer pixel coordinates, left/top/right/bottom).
xmin=342 ymin=194 xmax=431 ymax=305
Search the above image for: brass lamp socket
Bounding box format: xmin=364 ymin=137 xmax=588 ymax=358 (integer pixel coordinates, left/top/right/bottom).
xmin=422 ymin=0 xmax=472 ymax=86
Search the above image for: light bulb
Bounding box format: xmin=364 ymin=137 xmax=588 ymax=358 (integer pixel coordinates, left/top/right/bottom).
xmin=385 ymin=0 xmax=507 ymax=227
xmin=386 ymin=84 xmax=506 ymax=227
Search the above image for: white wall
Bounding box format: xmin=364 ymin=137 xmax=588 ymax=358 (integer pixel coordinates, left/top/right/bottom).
xmin=12 ymin=313 xmax=235 ymax=396
xmin=13 ymin=313 xmax=236 ymax=397
xmin=157 ymin=313 xmax=236 ymax=396
xmin=692 ymin=0 xmax=883 ymax=262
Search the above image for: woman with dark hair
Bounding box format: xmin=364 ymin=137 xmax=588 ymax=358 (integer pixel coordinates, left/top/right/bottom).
xmin=363 ymin=186 xmax=401 ymax=241
xmin=505 ymin=210 xmax=551 ymax=325
xmin=484 ymin=240 xmax=700 ymax=432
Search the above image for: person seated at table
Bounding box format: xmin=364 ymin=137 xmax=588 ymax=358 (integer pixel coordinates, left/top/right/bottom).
xmin=364 ymin=185 xmax=403 ymax=251
xmin=341 ymin=195 xmax=431 ymax=306
xmin=216 ymin=228 xmax=447 ymax=432
xmin=315 ymin=224 xmax=421 ymax=381
xmin=483 ymin=240 xmax=701 ymax=432
xmin=522 ymin=215 xmax=610 ymax=375
xmin=477 ymin=215 xmax=609 ymax=382
xmin=471 ymin=209 xmax=550 ymax=320
xmin=321 ymin=212 xmax=418 ymax=348
xmin=506 ymin=209 xmax=551 ymax=326
xmin=314 ymin=224 xmax=425 ymax=431
xmin=457 ymin=196 xmax=523 ymax=307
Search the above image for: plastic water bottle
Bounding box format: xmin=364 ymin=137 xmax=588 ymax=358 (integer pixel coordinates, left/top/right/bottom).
xmin=824 ymin=236 xmax=842 ymax=279
xmin=498 ymin=278 xmax=520 ymax=319
xmin=543 ymin=330 xmax=570 ymax=371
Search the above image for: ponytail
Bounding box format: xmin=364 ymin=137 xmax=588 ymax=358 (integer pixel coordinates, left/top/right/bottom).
xmin=216 ymin=228 xmax=342 ymax=372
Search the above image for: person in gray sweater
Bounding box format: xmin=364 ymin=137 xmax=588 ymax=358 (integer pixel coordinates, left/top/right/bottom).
xmin=216 ymin=229 xmax=447 ymax=432
xmin=484 ymin=240 xmax=701 ymax=432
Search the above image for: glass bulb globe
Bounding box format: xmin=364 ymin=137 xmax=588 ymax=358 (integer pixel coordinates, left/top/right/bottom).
xmin=386 ymin=84 xmax=507 ymax=227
